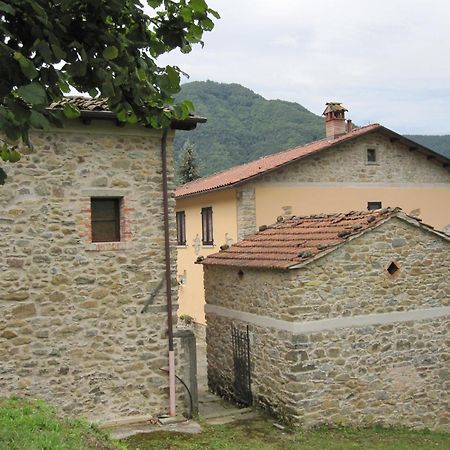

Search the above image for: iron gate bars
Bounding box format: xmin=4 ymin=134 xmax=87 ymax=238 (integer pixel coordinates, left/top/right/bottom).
xmin=231 ymin=324 xmax=252 ymax=406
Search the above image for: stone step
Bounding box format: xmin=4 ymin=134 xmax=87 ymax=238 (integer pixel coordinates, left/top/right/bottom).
xmin=205 ymin=411 xmax=259 ymax=425
xmin=200 ymin=405 xmax=253 ymax=420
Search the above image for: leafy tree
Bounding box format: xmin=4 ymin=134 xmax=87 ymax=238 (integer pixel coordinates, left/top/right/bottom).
xmin=0 ymin=0 xmax=219 ymax=183
xmin=177 ymin=140 xmax=200 ymax=183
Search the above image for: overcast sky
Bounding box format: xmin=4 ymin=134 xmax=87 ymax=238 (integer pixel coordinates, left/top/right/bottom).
xmin=158 ymin=0 xmax=450 ymax=135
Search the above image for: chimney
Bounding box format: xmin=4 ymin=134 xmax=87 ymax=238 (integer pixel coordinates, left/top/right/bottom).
xmin=323 ymin=102 xmax=348 ymax=139
xmin=346 ymin=119 xmax=353 ymax=133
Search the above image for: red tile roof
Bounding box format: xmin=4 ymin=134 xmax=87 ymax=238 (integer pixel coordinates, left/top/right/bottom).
xmin=176 ymin=124 xmax=449 ymax=198
xmin=202 ymin=208 xmax=408 ymax=269
xmin=49 ymin=96 xmax=110 ymax=111
xmin=176 ymin=124 xmax=382 ymax=198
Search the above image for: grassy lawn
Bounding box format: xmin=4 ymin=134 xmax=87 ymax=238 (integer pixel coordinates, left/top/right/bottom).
xmin=1 ymin=398 xmax=449 ymax=450
xmin=124 ymin=416 xmax=450 ymax=450
xmin=0 ymin=397 xmax=124 ymax=450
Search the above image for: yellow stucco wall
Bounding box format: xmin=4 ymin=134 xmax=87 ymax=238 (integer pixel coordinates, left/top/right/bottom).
xmin=176 ymin=189 xmax=237 ymax=324
xmin=254 ymin=184 xmax=450 ymax=232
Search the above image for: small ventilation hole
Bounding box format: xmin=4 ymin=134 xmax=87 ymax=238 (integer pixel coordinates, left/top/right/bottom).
xmin=238 ymin=269 xmax=244 ymax=280
xmin=387 ymin=261 xmax=399 ymax=275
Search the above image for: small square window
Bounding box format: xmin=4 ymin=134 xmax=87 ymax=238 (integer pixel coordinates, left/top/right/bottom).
xmin=91 ymin=198 xmax=121 ymax=242
xmin=201 ymin=207 xmax=214 ymax=245
xmin=368 ymin=201 xmax=382 ymax=211
xmin=387 ymin=261 xmax=400 ymax=275
xmin=176 ymin=211 xmax=186 ymax=246
xmin=367 ymin=148 xmax=377 ymax=163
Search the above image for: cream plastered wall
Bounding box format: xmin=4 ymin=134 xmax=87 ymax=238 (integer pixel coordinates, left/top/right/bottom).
xmin=176 ymin=189 xmax=237 ymax=324
xmin=253 ymin=132 xmax=450 ymax=232
xmin=255 ymin=184 xmax=450 ymax=232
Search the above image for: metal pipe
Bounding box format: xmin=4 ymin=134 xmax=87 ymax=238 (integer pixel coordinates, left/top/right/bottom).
xmin=161 ymin=128 xmax=176 ymax=416
xmin=160 ymin=368 xmax=194 ymax=419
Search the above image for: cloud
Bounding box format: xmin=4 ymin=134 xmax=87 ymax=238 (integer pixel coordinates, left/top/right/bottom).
xmin=155 ymin=0 xmax=450 ymax=133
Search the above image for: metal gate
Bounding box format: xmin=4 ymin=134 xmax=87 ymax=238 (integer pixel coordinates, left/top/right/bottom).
xmin=231 ymin=324 xmax=252 ymax=406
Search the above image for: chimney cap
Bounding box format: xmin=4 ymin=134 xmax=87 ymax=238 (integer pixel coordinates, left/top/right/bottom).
xmin=323 ymin=102 xmax=348 ymax=116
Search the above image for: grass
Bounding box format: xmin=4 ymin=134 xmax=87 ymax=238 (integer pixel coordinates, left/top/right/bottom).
xmin=1 ymin=398 xmax=448 ymax=450
xmin=0 ymin=397 xmax=124 ymax=450
xmin=123 ymin=416 xmax=450 ymax=450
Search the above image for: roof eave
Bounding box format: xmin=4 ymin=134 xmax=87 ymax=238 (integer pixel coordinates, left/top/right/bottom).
xmin=376 ymin=126 xmax=450 ymax=165
xmin=46 ymin=108 xmax=207 ymax=131
xmin=176 ymin=125 xmax=384 ymax=199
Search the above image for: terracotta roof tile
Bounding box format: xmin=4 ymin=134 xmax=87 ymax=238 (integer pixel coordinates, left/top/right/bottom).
xmin=176 ymin=124 xmax=382 ymax=198
xmin=49 ymin=96 xmax=110 ymax=111
xmin=202 ymin=208 xmax=399 ymax=269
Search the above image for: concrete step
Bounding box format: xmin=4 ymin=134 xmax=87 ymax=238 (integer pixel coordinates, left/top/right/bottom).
xmin=205 ymin=411 xmax=259 ymax=425
xmin=200 ymin=405 xmax=253 ymax=420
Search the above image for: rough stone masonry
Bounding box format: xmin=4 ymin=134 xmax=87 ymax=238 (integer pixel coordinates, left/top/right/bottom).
xmin=205 ymin=217 xmax=450 ymax=430
xmin=0 ymin=120 xmax=190 ymax=422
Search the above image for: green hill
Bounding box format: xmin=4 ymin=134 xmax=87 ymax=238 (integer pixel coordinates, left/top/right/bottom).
xmin=174 ymin=81 xmax=450 ymax=177
xmin=404 ymin=135 xmax=450 ymax=159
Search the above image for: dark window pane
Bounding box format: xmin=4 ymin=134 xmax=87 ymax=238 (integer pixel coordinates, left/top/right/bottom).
xmin=92 ymin=199 xmax=117 ymax=220
xmin=176 ymin=211 xmax=186 ymax=245
xmin=201 ymin=207 xmax=213 ymax=245
xmin=367 ymin=148 xmax=377 ymax=163
xmin=91 ymin=198 xmax=120 ymax=242
xmin=368 ymin=201 xmax=382 ymax=211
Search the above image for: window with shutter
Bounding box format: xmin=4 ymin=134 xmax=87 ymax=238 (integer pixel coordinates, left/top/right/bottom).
xmin=201 ymin=207 xmax=213 ymax=245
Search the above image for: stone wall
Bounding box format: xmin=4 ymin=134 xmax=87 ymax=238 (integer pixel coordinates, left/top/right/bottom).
xmin=205 ymin=217 xmax=450 ymax=429
xmin=0 ymin=121 xmax=188 ymax=422
xmin=236 ymin=186 xmax=257 ymax=240
xmin=258 ymin=132 xmax=450 ymax=184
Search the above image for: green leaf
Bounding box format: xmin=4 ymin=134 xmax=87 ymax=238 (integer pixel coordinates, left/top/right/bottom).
xmin=201 ymin=17 xmax=215 ymax=31
xmin=8 ymin=150 xmax=21 ymax=163
xmin=58 ymin=79 xmax=71 ymax=94
xmin=0 ymin=144 xmax=8 ymax=161
xmin=116 ymin=110 xmax=127 ymax=122
xmin=14 ymin=52 xmax=38 ymax=80
xmin=166 ymin=66 xmax=180 ymax=89
xmin=180 ymin=7 xmax=192 ymax=22
xmin=63 ymin=103 xmax=80 ymax=119
xmin=136 ymin=68 xmax=147 ymax=81
xmin=16 ymin=82 xmax=47 ymax=106
xmin=0 ymin=144 xmax=22 ymax=163
xmin=102 ymin=46 xmax=119 ymax=60
xmin=0 ymin=2 xmax=15 ymax=15
xmin=50 ymin=44 xmax=66 ymax=60
xmin=209 ymin=9 xmax=220 ymax=19
xmin=127 ymin=113 xmax=138 ymax=124
xmin=30 ymin=111 xmax=50 ymax=129
xmin=182 ymin=99 xmax=195 ymax=112
xmin=101 ymin=81 xmax=115 ymax=98
xmin=189 ymin=0 xmax=208 ymax=13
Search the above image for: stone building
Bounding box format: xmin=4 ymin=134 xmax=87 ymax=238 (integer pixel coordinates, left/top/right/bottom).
xmin=175 ymin=103 xmax=450 ymax=324
xmin=0 ymin=97 xmax=204 ymax=422
xmin=203 ymin=208 xmax=450 ymax=430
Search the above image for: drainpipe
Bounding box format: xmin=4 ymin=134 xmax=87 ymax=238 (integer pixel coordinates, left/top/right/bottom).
xmin=161 ymin=127 xmax=176 ymax=416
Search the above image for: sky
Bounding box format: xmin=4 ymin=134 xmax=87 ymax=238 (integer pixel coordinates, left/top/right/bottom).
xmin=157 ymin=0 xmax=450 ymax=135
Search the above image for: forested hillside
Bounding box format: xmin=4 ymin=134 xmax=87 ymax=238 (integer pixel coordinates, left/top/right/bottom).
xmin=405 ymin=135 xmax=450 ymax=159
xmin=174 ymin=81 xmax=450 ymax=177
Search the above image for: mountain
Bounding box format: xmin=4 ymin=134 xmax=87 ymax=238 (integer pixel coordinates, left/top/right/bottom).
xmin=404 ymin=135 xmax=450 ymax=159
xmin=174 ymin=81 xmax=450 ymax=177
